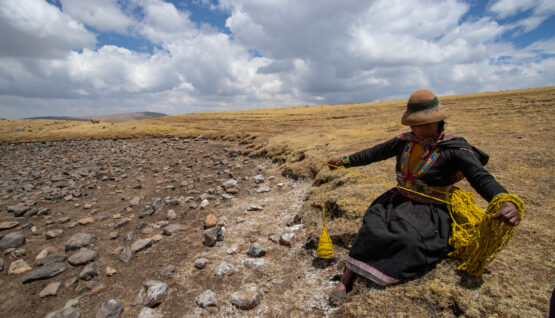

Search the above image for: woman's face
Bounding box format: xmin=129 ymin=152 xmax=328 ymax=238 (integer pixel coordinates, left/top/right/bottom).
xmin=410 ymin=122 xmax=440 ymax=141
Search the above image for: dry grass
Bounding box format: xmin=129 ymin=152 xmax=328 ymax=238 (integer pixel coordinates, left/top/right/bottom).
xmin=1 ymin=86 xmax=554 ymax=317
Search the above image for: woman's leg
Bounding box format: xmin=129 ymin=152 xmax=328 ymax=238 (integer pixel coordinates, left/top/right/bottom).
xmin=329 ymin=267 xmax=356 ymax=306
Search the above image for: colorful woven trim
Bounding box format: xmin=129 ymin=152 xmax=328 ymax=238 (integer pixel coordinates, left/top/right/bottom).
xmin=346 ymin=256 xmax=399 ymax=286
xmin=342 ymin=155 xmax=350 ymax=166
xmin=397 ymin=141 xmax=448 ymax=204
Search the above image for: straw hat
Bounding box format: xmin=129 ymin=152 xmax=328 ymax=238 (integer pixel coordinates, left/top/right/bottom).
xmin=401 ymin=89 xmax=448 ymax=125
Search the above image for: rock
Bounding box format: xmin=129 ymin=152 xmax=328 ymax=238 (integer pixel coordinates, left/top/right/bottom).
xmin=166 ymin=210 xmax=176 ymax=220
xmin=114 ymin=218 xmax=130 ymax=228
xmin=22 ymin=262 xmax=66 ymax=284
xmin=45 ymin=229 xmax=64 ymax=240
xmin=44 ymin=306 xmax=81 ymax=318
xmin=204 ymin=214 xmax=218 ymax=228
xmin=137 ymin=307 xmax=163 ymax=318
xmin=35 ymin=246 xmax=57 ymax=260
xmin=221 ymin=193 xmax=234 ymax=200
xmin=34 ymin=253 xmax=67 ymax=266
xmin=106 ymin=266 xmax=117 ymax=276
xmin=253 ymin=175 xmax=265 ymax=184
xmin=139 ymin=208 xmax=155 ymax=218
xmin=200 ymin=199 xmax=209 ymax=209
xmin=0 ymin=231 xmax=25 ymax=249
xmin=109 ymin=231 xmax=119 ymax=239
xmin=0 ymin=258 xmax=3 ymax=271
xmin=65 ymin=277 xmax=79 ymax=289
xmin=78 ymin=280 xmax=105 ymax=296
xmin=129 ymin=197 xmax=141 ymax=206
xmin=247 ymin=205 xmax=263 ymax=211
xmin=119 ymin=249 xmax=134 ymax=262
xmin=203 ymin=226 xmax=220 ymax=247
xmin=222 ymin=179 xmax=238 ymax=189
xmin=57 ymin=217 xmax=71 ymax=224
xmin=96 ymin=299 xmax=123 ymax=318
xmin=79 ymin=263 xmax=99 ymax=280
xmin=257 ymin=186 xmax=271 ymax=193
xmin=78 ymin=217 xmax=94 ymax=225
xmin=236 ymin=217 xmax=244 ymax=223
xmin=131 ymin=238 xmax=153 ymax=253
xmin=279 ymin=232 xmax=295 ymax=247
xmin=162 ymin=224 xmax=182 ymax=236
xmin=151 ymin=234 xmax=163 ymax=242
xmin=214 ymin=261 xmax=233 ymax=276
xmin=11 ymin=248 xmax=26 ymax=257
xmin=0 ymin=221 xmax=19 ymax=230
xmin=39 ymin=282 xmax=62 ymax=298
xmin=194 ymin=258 xmax=209 ymax=269
xmin=247 ymin=242 xmax=267 ymax=257
xmin=8 ymin=259 xmax=31 ymax=274
xmin=226 ymin=244 xmax=239 ymax=255
xmin=68 ymin=248 xmax=98 ymax=266
xmin=64 ymin=233 xmax=96 ymax=251
xmin=244 ymin=258 xmax=265 ymax=269
xmin=144 ymin=280 xmax=167 ymax=307
xmin=230 ymin=287 xmax=262 ymax=310
xmin=161 ymin=265 xmax=176 ymax=277
xmin=196 ymin=290 xmax=218 ymax=308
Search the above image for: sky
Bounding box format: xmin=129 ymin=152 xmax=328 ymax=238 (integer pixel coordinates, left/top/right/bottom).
xmin=0 ymin=0 xmax=554 ymax=119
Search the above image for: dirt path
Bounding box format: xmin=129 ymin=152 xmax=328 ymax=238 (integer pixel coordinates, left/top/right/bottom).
xmin=0 ymin=138 xmax=340 ymax=317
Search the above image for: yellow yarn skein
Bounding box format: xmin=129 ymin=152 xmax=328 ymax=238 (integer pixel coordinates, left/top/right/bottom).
xmin=447 ymin=187 xmax=524 ymax=276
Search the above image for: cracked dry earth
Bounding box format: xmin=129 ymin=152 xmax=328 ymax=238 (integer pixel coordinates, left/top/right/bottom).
xmin=0 ymin=138 xmax=339 ymax=318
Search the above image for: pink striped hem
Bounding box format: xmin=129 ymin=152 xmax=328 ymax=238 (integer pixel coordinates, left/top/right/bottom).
xmin=346 ymin=256 xmax=400 ymax=286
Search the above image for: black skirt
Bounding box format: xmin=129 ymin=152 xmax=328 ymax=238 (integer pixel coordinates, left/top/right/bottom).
xmin=346 ymin=188 xmax=452 ymax=285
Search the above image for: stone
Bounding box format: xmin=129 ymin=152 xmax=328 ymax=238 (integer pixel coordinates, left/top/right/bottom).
xmin=96 ymin=299 xmax=123 ymax=318
xmin=214 ymin=261 xmax=233 ymax=276
xmin=129 ymin=197 xmax=141 ymax=206
xmin=68 ymin=248 xmax=98 ymax=266
xmin=244 ymin=258 xmax=265 ymax=269
xmin=194 ymin=258 xmax=209 ymax=269
xmin=230 ymin=287 xmax=262 ymax=310
xmin=8 ymin=259 xmax=31 ymax=274
xmin=247 ymin=205 xmax=263 ymax=211
xmin=78 ymin=280 xmax=105 ymax=296
xmin=131 ymin=238 xmax=153 ymax=253
xmin=222 ymin=179 xmax=238 ymax=189
xmin=109 ymin=231 xmax=119 ymax=239
xmin=144 ymin=280 xmax=167 ymax=307
xmin=162 ymin=224 xmax=182 ymax=236
xmin=279 ymin=232 xmax=295 ymax=247
xmin=253 ymin=175 xmax=265 ymax=184
xmin=161 ymin=265 xmax=176 ymax=277
xmin=0 ymin=221 xmax=19 ymax=230
xmin=226 ymin=244 xmax=239 ymax=255
xmin=106 ymin=266 xmax=117 ymax=276
xmin=139 ymin=208 xmax=155 ymax=218
xmin=119 ymin=249 xmax=134 ymax=262
xmin=22 ymin=262 xmax=66 ymax=284
xmin=45 ymin=229 xmax=64 ymax=240
xmin=0 ymin=231 xmax=25 ymax=249
xmin=0 ymin=258 xmax=3 ymax=271
xmin=257 ymin=186 xmax=271 ymax=193
xmin=40 ymin=282 xmax=62 ymax=298
xmin=247 ymin=242 xmax=267 ymax=257
xmin=11 ymin=248 xmax=26 ymax=257
xmin=196 ymin=290 xmax=218 ymax=308
xmin=203 ymin=226 xmax=220 ymax=247
xmin=34 ymin=253 xmax=67 ymax=266
xmin=151 ymin=234 xmax=163 ymax=242
xmin=166 ymin=210 xmax=176 ymax=220
xmin=79 ymin=263 xmax=99 ymax=280
xmin=204 ymin=214 xmax=218 ymax=228
xmin=65 ymin=277 xmax=79 ymax=289
xmin=64 ymin=233 xmax=95 ymax=251
xmin=44 ymin=307 xmax=81 ymax=318
xmin=114 ymin=218 xmax=130 ymax=228
xmin=78 ymin=217 xmax=94 ymax=225
xmin=200 ymin=199 xmax=209 ymax=209
xmin=137 ymin=307 xmax=163 ymax=318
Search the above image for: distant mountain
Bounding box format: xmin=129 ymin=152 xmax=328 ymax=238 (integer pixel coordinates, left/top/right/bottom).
xmin=26 ymin=112 xmax=167 ymax=123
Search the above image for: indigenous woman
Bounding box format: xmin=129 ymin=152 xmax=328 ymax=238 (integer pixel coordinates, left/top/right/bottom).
xmin=327 ymin=89 xmax=521 ymax=307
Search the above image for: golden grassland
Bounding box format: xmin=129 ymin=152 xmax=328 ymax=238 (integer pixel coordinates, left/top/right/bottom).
xmin=1 ymin=86 xmax=554 ymax=317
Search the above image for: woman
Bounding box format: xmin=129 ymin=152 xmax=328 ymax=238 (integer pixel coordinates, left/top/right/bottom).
xmin=327 ymin=89 xmax=521 ymax=307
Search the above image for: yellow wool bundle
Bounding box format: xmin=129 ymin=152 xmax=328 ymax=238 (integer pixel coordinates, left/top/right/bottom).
xmin=447 ymin=187 xmax=524 ymax=276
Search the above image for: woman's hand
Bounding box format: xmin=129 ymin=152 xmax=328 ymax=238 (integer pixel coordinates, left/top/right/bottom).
xmin=492 ymin=201 xmax=521 ymax=226
xmin=327 ymin=157 xmax=343 ymax=170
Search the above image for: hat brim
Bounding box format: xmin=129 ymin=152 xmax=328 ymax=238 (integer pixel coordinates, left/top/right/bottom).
xmin=401 ymin=105 xmax=448 ymax=126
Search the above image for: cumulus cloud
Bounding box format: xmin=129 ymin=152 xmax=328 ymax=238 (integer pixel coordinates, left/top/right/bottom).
xmin=0 ymin=0 xmax=95 ymax=58
xmin=0 ymin=0 xmax=553 ymax=118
